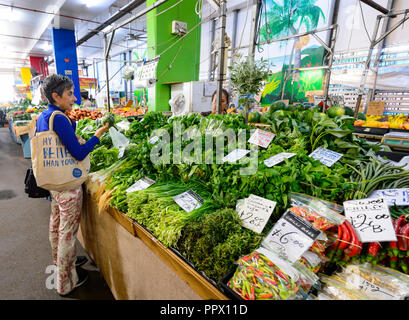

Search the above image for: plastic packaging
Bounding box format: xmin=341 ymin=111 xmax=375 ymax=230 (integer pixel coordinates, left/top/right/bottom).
xmin=289 ymin=193 xmax=346 ymax=260
xmin=227 ymin=248 xmax=319 ymax=300
xmin=289 ymin=192 xmax=345 ymax=230
xmin=109 ymin=127 xmax=130 ymax=158
xmin=341 ymin=263 xmax=409 ymax=300
xmin=316 ymin=274 xmax=372 ymax=300
xmin=316 ymin=263 xmax=409 ymax=300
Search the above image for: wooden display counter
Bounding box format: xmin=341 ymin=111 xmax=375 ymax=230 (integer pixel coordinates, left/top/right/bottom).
xmin=77 ymin=183 xmax=228 ymax=300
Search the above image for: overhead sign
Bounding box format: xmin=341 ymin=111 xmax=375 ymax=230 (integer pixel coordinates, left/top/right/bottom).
xmin=79 ymin=77 xmax=97 ymax=89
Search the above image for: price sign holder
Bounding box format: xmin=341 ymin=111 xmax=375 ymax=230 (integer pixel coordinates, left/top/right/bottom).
xmin=173 ymin=190 xmax=204 ymax=213
xmin=237 ymin=194 xmax=277 ymax=234
xmin=126 ymin=177 xmax=155 ymax=193
xmin=343 ymin=197 xmax=397 ymax=243
xmin=136 ymin=57 xmax=159 ymax=82
xmin=248 ymin=129 xmax=276 ymax=148
xmin=262 ymin=211 xmax=321 ymax=263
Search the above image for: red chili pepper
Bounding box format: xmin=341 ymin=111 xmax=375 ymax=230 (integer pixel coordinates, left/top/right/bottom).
xmin=338 ymin=222 xmax=350 ymax=251
xmin=398 ymin=220 xmax=408 ymax=252
xmin=390 ymin=217 xmax=405 ymax=257
xmin=250 ymin=286 xmax=255 ymax=300
xmin=344 ymin=220 xmax=362 ymax=257
xmin=259 ymin=293 xmax=273 ymax=299
xmin=367 ymin=242 xmax=382 ymax=258
xmin=264 ymin=278 xmax=278 ymax=286
xmin=275 ymin=270 xmax=288 ymax=282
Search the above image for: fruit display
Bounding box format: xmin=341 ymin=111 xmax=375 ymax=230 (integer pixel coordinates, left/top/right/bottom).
xmin=65 ymin=108 xmax=104 ymax=121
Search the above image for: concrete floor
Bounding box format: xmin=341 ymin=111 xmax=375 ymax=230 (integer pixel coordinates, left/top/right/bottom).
xmin=0 ymin=127 xmax=114 ymax=300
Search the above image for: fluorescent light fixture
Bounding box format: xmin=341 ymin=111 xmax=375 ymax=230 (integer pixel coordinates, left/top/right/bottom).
xmin=80 ymin=0 xmax=106 ymax=8
xmin=40 ymin=42 xmax=53 ymax=51
xmin=0 ymin=7 xmax=20 ymax=22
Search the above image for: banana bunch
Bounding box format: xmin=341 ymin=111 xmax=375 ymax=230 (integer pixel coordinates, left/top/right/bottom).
xmin=389 ymin=114 xmax=408 ymax=129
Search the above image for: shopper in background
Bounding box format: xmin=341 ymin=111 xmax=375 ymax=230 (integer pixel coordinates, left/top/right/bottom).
xmin=80 ymin=91 xmax=92 ymax=109
xmin=202 ymin=89 xmax=230 ymax=116
xmin=36 ymin=74 xmax=109 ymax=296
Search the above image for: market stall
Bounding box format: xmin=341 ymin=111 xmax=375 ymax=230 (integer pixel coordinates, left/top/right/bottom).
xmin=67 ymin=103 xmax=409 ymax=301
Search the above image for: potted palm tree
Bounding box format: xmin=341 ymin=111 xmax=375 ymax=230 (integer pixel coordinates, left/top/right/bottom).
xmin=229 ymin=56 xmax=270 ymax=124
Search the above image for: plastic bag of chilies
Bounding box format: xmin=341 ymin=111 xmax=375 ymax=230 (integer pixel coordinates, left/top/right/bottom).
xmin=227 ymin=247 xmax=319 ymax=300
xmin=288 ymin=192 xmax=346 ymax=261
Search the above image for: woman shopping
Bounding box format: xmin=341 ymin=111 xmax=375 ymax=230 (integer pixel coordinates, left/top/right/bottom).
xmin=35 ymin=74 xmax=109 ymax=296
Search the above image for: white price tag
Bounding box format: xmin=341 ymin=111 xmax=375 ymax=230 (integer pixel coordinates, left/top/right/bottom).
xmin=343 ymin=198 xmax=397 ymax=243
xmin=262 ymin=211 xmax=321 ymax=263
xmin=309 ymin=147 xmax=343 ymax=167
xmin=81 ymin=125 xmax=94 ymax=133
xmin=369 ymin=188 xmax=409 ymax=206
xmin=248 ymin=129 xmax=276 ymax=148
xmin=173 ymin=190 xmax=204 ymax=213
xmin=126 ymin=177 xmax=155 ymax=193
xmin=351 ymin=275 xmax=398 ymax=300
xmin=264 ymin=152 xmax=297 ymax=168
xmin=237 ymin=194 xmax=277 ymax=234
xmin=223 ymin=149 xmax=250 ymax=163
xmin=148 ymin=136 xmax=159 ymax=144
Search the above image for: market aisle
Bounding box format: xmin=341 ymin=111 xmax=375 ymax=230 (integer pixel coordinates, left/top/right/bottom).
xmin=0 ymin=127 xmax=114 ymax=300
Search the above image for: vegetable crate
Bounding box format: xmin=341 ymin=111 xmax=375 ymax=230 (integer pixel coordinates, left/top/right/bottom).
xmin=376 ymin=151 xmax=409 ymax=162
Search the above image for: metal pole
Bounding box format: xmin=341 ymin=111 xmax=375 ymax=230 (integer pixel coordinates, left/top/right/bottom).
xmin=248 ymin=0 xmax=261 ymax=62
xmin=208 ymin=18 xmax=216 ymax=82
xmin=367 ymin=0 xmax=394 ymax=105
xmin=123 ymin=52 xmax=128 ymax=101
xmin=104 ymin=34 xmax=111 ymax=112
xmin=323 ymin=25 xmax=338 ymax=109
xmin=353 ymin=15 xmax=382 ymax=118
xmin=373 ymin=11 xmax=409 ymax=47
xmin=216 ymin=0 xmax=227 ymax=114
xmin=129 ymin=50 xmax=133 ymax=102
xmin=110 ymin=0 xmax=170 ymax=34
xmin=228 ymin=9 xmax=239 ymax=94
xmin=322 ymin=0 xmax=340 ymax=110
xmin=257 ymin=24 xmax=338 ymax=46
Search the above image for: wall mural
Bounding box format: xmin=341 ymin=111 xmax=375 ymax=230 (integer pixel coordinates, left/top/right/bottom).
xmin=255 ymin=0 xmax=333 ymax=105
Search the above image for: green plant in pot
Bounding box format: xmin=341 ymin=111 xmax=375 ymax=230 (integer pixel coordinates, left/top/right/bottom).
xmin=229 ymin=56 xmax=270 ymax=124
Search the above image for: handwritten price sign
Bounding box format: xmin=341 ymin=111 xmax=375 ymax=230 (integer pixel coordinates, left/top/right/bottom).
xmin=248 ymin=129 xmax=276 ymax=148
xmin=369 ymin=188 xmax=409 ymax=207
xmin=126 ymin=177 xmax=155 ymax=193
xmin=262 ymin=211 xmax=321 ymax=263
xmin=237 ymin=195 xmax=276 ymax=234
xmin=343 ymin=198 xmax=397 ymax=243
xmin=309 ymin=147 xmax=343 ymax=167
xmin=173 ymin=190 xmax=204 ymax=213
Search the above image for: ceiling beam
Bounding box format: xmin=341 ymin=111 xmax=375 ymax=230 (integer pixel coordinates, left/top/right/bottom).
xmin=359 ymin=0 xmax=389 ymax=15
xmin=0 ymin=3 xmax=145 ymax=34
xmin=76 ymin=0 xmax=145 ymax=47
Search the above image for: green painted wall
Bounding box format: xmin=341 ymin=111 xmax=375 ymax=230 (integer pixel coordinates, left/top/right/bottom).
xmin=146 ymin=0 xmax=201 ymax=111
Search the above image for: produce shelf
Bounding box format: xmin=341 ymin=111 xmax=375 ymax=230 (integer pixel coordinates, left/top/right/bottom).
xmin=78 ymin=184 xmax=228 ymax=300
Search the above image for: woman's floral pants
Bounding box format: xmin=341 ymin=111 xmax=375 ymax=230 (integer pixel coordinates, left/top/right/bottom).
xmin=49 ymin=186 xmax=83 ymax=295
